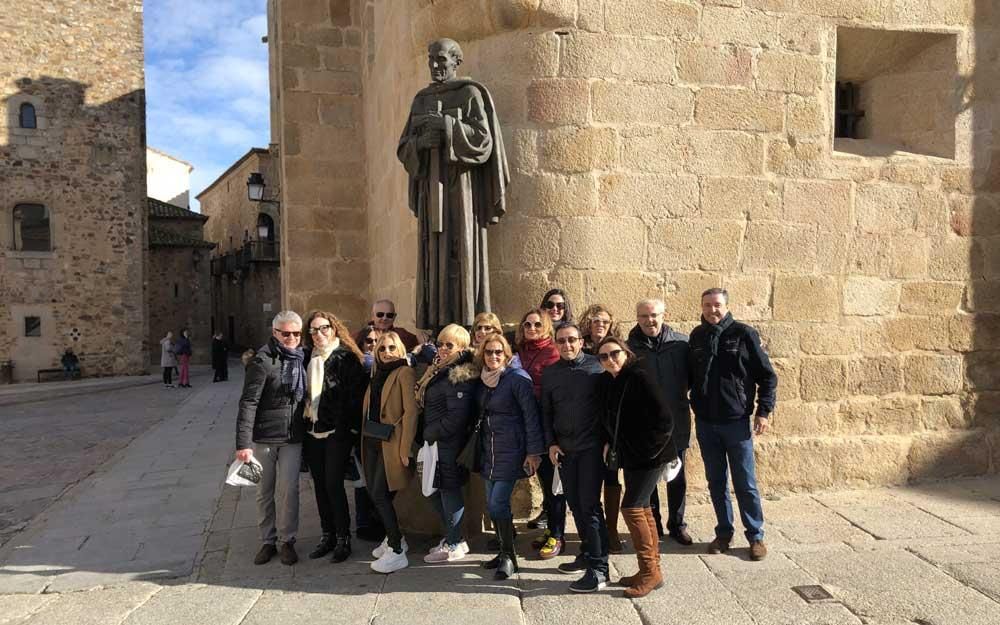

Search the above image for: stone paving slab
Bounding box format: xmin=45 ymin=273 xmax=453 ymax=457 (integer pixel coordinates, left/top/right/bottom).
xmin=16 ymin=583 xmax=160 ymax=625
xmin=120 ymin=584 xmax=261 ymax=625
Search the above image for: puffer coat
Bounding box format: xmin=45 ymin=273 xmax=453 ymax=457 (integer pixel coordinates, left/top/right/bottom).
xmin=477 ymin=367 xmax=545 ymax=481
xmin=421 ymin=351 xmax=480 ymax=489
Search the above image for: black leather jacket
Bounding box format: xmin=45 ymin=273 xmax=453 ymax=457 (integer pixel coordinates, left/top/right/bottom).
xmin=236 ymin=338 xmax=306 ymax=449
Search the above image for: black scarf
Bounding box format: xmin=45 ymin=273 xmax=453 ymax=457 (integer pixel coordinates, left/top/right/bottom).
xmin=699 ymin=313 xmax=735 ymax=396
xmin=275 ymin=340 xmax=306 ymax=404
xmin=369 ymin=358 xmax=407 ymax=422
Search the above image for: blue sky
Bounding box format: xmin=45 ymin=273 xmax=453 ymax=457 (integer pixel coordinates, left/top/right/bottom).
xmin=144 ymin=0 xmax=270 ymax=210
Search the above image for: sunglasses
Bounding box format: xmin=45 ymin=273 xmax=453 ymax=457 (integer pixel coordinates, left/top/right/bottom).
xmin=475 ymin=325 xmax=496 ymax=333
xmin=374 ymin=311 xmax=397 ymax=319
xmin=597 ymin=349 xmax=624 ymax=362
xmin=377 ymin=344 xmax=398 ymax=353
xmin=590 ymin=318 xmax=611 ymax=326
xmin=484 ymin=348 xmax=505 ymax=357
xmin=308 ymin=324 xmax=332 ymax=335
xmin=556 ymin=336 xmax=580 ymax=345
xmin=542 ymin=301 xmax=566 ymax=311
xmin=364 ymin=337 xmax=377 ymax=345
xmin=436 ymin=341 xmax=456 ymax=349
xmin=522 ymin=321 xmax=543 ymax=329
xmin=275 ymin=330 xmax=302 ymax=339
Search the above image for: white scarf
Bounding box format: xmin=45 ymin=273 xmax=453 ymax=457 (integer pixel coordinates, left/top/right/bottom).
xmin=306 ymin=338 xmax=339 ymax=438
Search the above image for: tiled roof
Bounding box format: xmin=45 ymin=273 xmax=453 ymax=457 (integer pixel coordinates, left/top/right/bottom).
xmin=149 ymin=224 xmax=216 ymax=249
xmin=148 ymin=197 xmax=208 ymax=221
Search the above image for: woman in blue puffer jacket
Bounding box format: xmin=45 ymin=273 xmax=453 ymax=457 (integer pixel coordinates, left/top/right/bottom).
xmin=476 ymin=332 xmax=544 ymax=580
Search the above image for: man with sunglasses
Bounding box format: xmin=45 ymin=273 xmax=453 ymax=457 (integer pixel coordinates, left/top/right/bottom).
xmin=354 ymin=299 xmax=420 ymax=352
xmin=235 ymin=311 xmax=308 ymax=566
xmin=541 ymin=323 xmax=609 ymax=593
xmin=627 ymin=298 xmax=694 ymax=545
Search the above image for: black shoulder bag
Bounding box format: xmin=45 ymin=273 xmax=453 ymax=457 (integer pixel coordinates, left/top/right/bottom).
xmin=605 ymin=379 xmax=630 ymax=473
xmin=457 ymin=389 xmax=492 ymax=472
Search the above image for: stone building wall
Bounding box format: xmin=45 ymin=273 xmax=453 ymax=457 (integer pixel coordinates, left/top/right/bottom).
xmin=0 ymin=0 xmax=147 ymax=382
xmin=147 ymin=250 xmax=213 ymax=366
xmin=146 ymin=147 xmax=193 ymax=209
xmin=275 ymin=0 xmax=1000 ymax=493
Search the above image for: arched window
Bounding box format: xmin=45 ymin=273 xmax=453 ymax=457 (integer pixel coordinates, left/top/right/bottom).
xmin=19 ymin=103 xmax=37 ymax=129
xmin=13 ymin=204 xmax=51 ymax=251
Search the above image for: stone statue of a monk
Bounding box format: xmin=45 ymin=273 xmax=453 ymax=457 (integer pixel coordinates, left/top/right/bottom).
xmin=397 ymin=38 xmax=510 ymax=330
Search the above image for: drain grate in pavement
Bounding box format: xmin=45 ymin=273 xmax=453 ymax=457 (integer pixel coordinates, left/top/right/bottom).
xmin=792 ymin=585 xmax=835 ymax=603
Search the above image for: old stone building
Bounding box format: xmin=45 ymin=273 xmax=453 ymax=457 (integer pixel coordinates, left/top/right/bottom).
xmin=147 ymin=197 xmax=214 ymax=366
xmin=269 ymin=0 xmax=1000 ymax=496
xmin=198 ymin=147 xmax=281 ymax=351
xmin=0 ymin=0 xmax=147 ymax=382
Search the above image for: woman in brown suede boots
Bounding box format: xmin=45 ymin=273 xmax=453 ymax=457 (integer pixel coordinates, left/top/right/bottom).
xmin=596 ymin=336 xmax=677 ymax=598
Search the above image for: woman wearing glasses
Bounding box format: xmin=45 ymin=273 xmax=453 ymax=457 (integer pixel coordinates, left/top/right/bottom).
xmin=540 ymin=288 xmax=574 ymax=327
xmin=302 ymin=311 xmax=368 ymax=564
xmin=596 ymin=336 xmax=676 ymax=598
xmin=363 ymin=331 xmax=420 ymax=573
xmin=472 ymin=312 xmax=503 ymax=349
xmin=415 ymin=323 xmax=479 ymax=563
xmin=515 ymin=308 xmax=566 ymax=557
xmin=359 ymin=325 xmax=382 ymax=373
xmin=475 ymin=332 xmax=544 ymax=579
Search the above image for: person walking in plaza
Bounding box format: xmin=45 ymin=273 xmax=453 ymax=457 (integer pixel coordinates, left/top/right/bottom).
xmin=580 ymin=304 xmax=625 ymax=552
xmin=627 ymin=299 xmax=694 ymax=545
xmin=363 ymin=331 xmax=420 ymax=574
xmin=159 ymin=331 xmax=177 ymax=388
xmin=476 ymin=332 xmax=544 ymax=580
xmin=212 ymin=332 xmax=229 ymax=382
xmin=542 ymin=323 xmax=609 ymax=593
xmin=515 ymin=308 xmax=565 ymax=549
xmin=354 ymin=299 xmax=420 ymax=352
xmin=301 ymin=310 xmax=368 ymax=563
xmin=596 ymin=336 xmax=676 ymax=598
xmin=416 ymin=324 xmax=479 ymax=563
xmin=540 ymin=288 xmax=573 ymax=327
xmin=175 ymin=329 xmax=193 ymax=388
xmin=235 ymin=311 xmax=308 ymax=566
xmin=688 ymin=288 xmax=777 ymax=561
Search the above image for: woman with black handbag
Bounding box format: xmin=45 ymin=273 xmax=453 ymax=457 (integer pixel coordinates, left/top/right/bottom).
xmin=362 ymin=331 xmax=419 ymax=573
xmin=472 ymin=333 xmax=544 ymax=579
xmin=415 ymin=324 xmax=479 ymax=563
xmin=596 ymin=336 xmax=676 ymax=598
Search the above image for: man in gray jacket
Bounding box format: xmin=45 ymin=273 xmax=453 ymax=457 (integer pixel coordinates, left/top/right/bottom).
xmin=543 ymin=323 xmax=609 ymax=593
xmin=235 ymin=310 xmax=307 ymax=566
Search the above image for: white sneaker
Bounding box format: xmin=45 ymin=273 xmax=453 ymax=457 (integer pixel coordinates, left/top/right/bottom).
xmin=371 ymin=548 xmax=408 ymax=574
xmin=456 ymin=540 xmax=470 ymax=556
xmin=372 ymin=536 xmax=408 ymax=559
xmin=423 ymin=543 xmax=466 ymax=563
xmin=428 ymin=537 xmax=447 ymax=554
xmin=428 ymin=538 xmax=467 ymax=555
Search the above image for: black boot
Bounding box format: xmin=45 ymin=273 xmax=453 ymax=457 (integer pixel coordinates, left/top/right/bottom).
xmin=526 ymin=509 xmax=548 ymax=530
xmin=495 ymin=518 xmax=518 ymax=581
xmin=308 ymin=534 xmax=334 ymax=559
xmin=330 ymin=534 xmax=351 ymax=563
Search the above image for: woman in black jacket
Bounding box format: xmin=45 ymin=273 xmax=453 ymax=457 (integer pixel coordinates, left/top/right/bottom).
xmin=415 ymin=323 xmax=479 ymax=563
xmin=302 ymin=311 xmax=367 ymax=563
xmin=596 ymin=336 xmax=676 ymax=599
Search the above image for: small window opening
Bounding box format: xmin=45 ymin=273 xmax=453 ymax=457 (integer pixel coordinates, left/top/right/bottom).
xmin=835 ymin=82 xmax=865 ymax=139
xmin=13 ymin=203 xmax=51 ymax=251
xmin=19 ymin=103 xmax=37 ymax=129
xmin=24 ymin=316 xmax=41 ymax=337
xmin=174 ymin=283 xmax=179 ymax=299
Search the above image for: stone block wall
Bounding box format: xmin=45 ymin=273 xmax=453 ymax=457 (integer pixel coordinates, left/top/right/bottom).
xmin=276 ymin=0 xmax=1000 ymax=495
xmin=0 ymin=0 xmax=147 ymax=381
xmin=147 ymin=247 xmax=212 ymax=365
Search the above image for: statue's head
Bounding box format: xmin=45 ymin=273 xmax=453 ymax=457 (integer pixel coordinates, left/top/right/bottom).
xmin=428 ymin=38 xmax=463 ymax=83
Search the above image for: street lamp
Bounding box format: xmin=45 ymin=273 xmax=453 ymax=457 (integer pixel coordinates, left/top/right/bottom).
xmin=258 ymin=222 xmax=270 ymax=240
xmin=247 ymin=172 xmax=266 ymax=202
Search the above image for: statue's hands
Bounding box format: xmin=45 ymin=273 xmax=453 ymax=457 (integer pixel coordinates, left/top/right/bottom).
xmin=417 ymin=130 xmax=444 ymax=150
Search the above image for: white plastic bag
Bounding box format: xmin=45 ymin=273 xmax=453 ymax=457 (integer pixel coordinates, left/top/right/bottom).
xmin=664 ymin=457 xmax=683 ymax=483
xmin=552 ymin=465 xmax=564 ymax=495
xmin=226 ymin=456 xmax=263 ymax=487
xmin=416 ymin=441 xmax=438 ymax=496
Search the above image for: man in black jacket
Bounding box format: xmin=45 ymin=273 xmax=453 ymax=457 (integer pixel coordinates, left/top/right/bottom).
xmin=627 ymin=298 xmax=693 ymax=545
xmin=235 ymin=311 xmax=307 ymax=566
xmin=689 ymin=289 xmax=777 ymax=561
xmin=542 ymin=323 xmax=609 ymax=593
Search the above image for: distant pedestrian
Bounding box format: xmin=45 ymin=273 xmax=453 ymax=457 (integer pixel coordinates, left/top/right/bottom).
xmin=159 ymin=332 xmax=177 ymax=388
xmin=175 ymin=329 xmax=193 ymax=388
xmin=61 ymin=347 xmax=80 ymax=380
xmin=212 ymin=332 xmax=229 ymax=382
xmin=235 ymin=311 xmax=307 ymax=567
xmin=688 ymin=288 xmax=777 ymax=562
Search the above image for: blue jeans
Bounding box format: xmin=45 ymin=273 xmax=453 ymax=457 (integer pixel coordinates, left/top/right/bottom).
xmin=428 ymin=486 xmax=465 ymax=546
xmin=484 ymin=479 xmax=517 ymax=520
xmin=696 ymin=419 xmax=765 ymax=543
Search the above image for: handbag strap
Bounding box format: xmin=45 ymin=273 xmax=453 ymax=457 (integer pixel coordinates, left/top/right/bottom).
xmin=610 ymin=379 xmax=630 ymax=452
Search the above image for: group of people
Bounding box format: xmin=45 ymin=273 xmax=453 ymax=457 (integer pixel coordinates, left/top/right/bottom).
xmin=235 ymin=288 xmax=778 ymax=597
xmin=158 ymin=330 xmax=231 ymax=387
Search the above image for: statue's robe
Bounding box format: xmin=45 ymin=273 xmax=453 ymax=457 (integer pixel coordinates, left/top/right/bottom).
xmin=397 ymin=78 xmax=509 ymax=330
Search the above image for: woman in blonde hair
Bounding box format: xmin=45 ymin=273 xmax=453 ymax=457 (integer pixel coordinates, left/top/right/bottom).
xmin=415 ymin=323 xmax=479 ymax=563
xmin=472 ymin=312 xmax=503 ymax=349
xmin=301 ymin=311 xmax=367 ymax=564
xmin=363 ymin=331 xmax=420 ymax=573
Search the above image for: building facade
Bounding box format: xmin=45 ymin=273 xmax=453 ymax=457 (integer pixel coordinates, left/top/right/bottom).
xmin=0 ymin=0 xmax=147 ymax=382
xmin=271 ymin=0 xmax=1000 ymax=495
xmin=147 ymin=147 xmax=194 ymax=209
xmin=198 ymin=147 xmax=281 ymax=352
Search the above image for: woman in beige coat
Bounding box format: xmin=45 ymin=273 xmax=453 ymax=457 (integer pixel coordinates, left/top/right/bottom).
xmin=362 ymin=331 xmax=419 ymax=573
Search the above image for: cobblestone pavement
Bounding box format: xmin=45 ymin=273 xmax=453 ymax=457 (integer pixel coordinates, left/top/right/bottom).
xmin=1 ymin=370 xmax=1000 ymax=624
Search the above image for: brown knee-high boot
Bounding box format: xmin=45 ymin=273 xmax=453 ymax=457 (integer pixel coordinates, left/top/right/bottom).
xmin=605 ymin=483 xmax=624 ymax=554
xmin=623 ymin=507 xmax=663 ymax=598
xmin=621 ymin=504 xmax=662 ymax=587
xmin=620 ymin=508 xmax=647 ymax=589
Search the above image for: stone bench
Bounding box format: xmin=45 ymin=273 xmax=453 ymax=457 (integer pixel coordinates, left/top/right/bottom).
xmin=37 ymin=367 xmax=82 ymax=383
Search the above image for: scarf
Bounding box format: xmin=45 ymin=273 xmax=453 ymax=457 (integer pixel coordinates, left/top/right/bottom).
xmin=305 ymin=339 xmax=339 ymax=428
xmin=415 ymin=349 xmax=465 ymax=408
xmin=276 ymin=341 xmax=306 ymax=404
xmin=699 ymin=313 xmax=735 ymax=396
xmin=369 ymin=358 xmax=407 ymax=422
xmin=480 ymin=366 xmax=504 ymax=389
